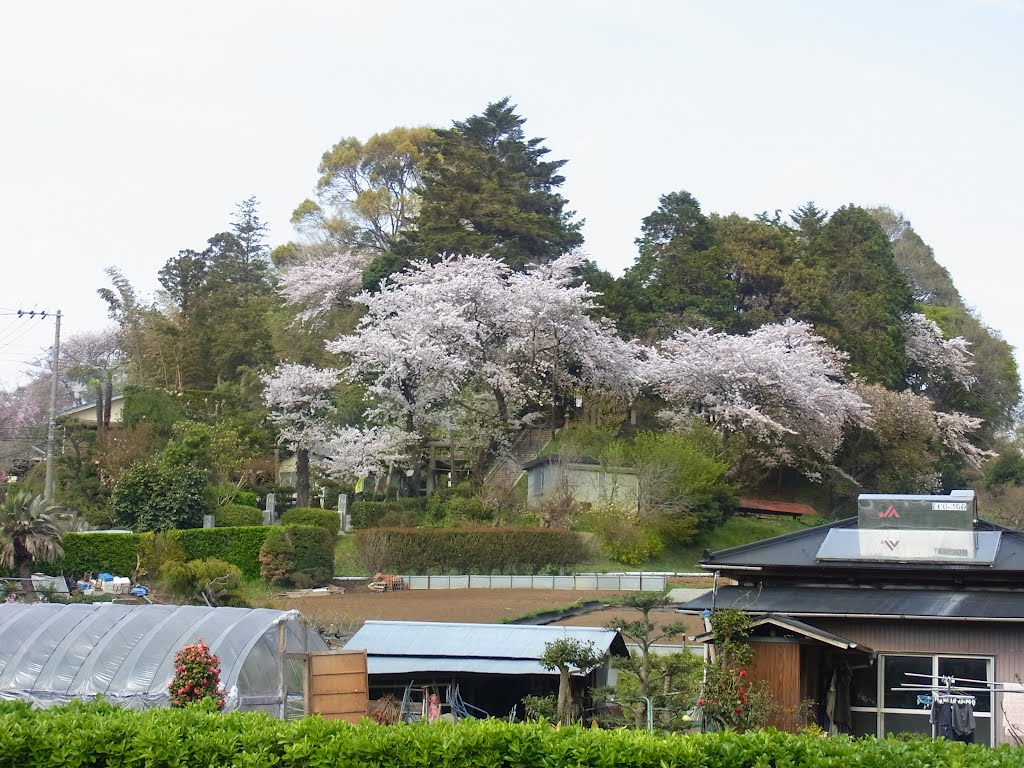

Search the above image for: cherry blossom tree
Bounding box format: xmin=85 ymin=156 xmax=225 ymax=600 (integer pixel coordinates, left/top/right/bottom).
xmin=644 ymin=320 xmax=871 ymax=479
xmin=326 ymin=252 xmax=640 ymax=483
xmin=262 ymin=363 xmax=342 ymax=507
xmin=320 ymin=425 xmax=416 ymax=482
xmin=903 ymin=312 xmax=975 ymax=391
xmin=278 ymin=250 xmax=370 ymax=325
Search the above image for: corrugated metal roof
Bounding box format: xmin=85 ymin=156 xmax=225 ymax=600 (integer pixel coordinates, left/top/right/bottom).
xmin=368 ymin=657 xmax=558 ymax=676
xmin=677 ymin=586 xmax=1024 ymax=620
xmin=346 ymin=621 xmax=627 ymax=663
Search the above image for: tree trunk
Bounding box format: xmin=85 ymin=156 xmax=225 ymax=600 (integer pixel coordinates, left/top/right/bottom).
xmin=557 ymin=667 xmax=572 ymax=725
xmin=95 ymin=381 xmax=107 ymax=439
xmin=103 ymin=373 xmax=113 ymax=429
xmin=14 ymin=542 xmax=33 ymax=579
xmin=296 ymin=447 xmax=310 ymax=508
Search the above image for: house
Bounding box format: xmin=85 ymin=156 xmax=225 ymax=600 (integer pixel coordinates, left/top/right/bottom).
xmin=677 ymin=490 xmax=1024 ymax=745
xmin=522 ymin=455 xmax=639 ymax=513
xmin=57 ymin=392 xmax=126 ymax=426
xmin=345 ymin=620 xmax=628 ymax=719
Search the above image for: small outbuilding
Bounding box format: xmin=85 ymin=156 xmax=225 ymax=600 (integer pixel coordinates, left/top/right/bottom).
xmin=346 ymin=620 xmax=628 ymax=719
xmin=522 ymin=455 xmax=639 ymax=514
xmin=0 ymin=603 xmax=327 ymax=717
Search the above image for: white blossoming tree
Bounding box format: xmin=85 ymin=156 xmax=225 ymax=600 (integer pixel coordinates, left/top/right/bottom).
xmin=326 ymin=252 xmax=639 ymax=484
xmin=644 ymin=320 xmax=871 ymax=480
xmin=903 ymin=312 xmax=975 ymax=392
xmin=278 ymin=250 xmax=370 ymax=326
xmin=262 ymin=363 xmax=342 ymax=507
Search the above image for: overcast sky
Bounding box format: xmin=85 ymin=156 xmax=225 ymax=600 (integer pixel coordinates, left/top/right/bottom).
xmin=1 ymin=0 xmax=1021 ymax=390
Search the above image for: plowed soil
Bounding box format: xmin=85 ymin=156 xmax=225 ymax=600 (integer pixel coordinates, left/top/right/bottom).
xmin=274 ymin=586 xmax=624 ymax=625
xmin=273 ymin=583 xmax=707 ymax=641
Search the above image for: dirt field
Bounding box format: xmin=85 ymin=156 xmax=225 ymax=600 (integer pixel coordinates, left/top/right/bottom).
xmin=274 ymin=587 xmax=627 ymax=625
xmin=272 ymin=582 xmax=708 ymax=644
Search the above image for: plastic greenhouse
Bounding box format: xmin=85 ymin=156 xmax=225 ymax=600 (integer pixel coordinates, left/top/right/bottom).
xmin=0 ymin=603 xmax=327 ymax=717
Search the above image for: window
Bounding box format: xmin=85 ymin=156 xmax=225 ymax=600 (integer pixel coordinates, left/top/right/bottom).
xmin=849 ymin=654 xmax=993 ymax=745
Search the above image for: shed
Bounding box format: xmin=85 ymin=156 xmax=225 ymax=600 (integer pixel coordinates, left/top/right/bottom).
xmin=521 ymin=455 xmax=639 ymax=513
xmin=347 ymin=620 xmax=627 ymax=718
xmin=0 ymin=603 xmax=327 ymax=717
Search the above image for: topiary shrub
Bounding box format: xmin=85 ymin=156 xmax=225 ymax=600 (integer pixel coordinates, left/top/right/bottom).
xmin=258 ymin=525 xmax=333 ymax=587
xmin=215 ymin=504 xmax=264 ymax=528
xmin=280 ymin=507 xmax=340 ymax=537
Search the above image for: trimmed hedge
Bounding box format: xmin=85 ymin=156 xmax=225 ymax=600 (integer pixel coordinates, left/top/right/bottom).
xmin=40 ymin=527 xmax=275 ymax=582
xmin=350 ymin=498 xmax=425 ymax=528
xmin=355 ymin=527 xmax=587 ymax=574
xmin=42 ymin=533 xmax=142 ymax=579
xmin=215 ymin=504 xmax=264 ymax=528
xmin=280 ymin=507 xmax=340 ymax=537
xmin=258 ymin=525 xmax=334 ymax=587
xmin=175 ymin=527 xmax=276 ymax=581
xmin=0 ymin=701 xmax=1021 ymax=768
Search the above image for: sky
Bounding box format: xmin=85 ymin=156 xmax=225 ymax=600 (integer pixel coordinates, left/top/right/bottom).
xmin=1 ymin=0 xmax=1021 ymax=390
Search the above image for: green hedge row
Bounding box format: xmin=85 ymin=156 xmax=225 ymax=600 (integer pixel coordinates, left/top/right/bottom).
xmin=175 ymin=527 xmax=277 ymax=580
xmin=48 ymin=533 xmax=142 ymax=578
xmin=351 ymin=498 xmax=425 ymax=528
xmin=43 ymin=527 xmax=281 ymax=581
xmin=355 ymin=527 xmax=587 ymax=574
xmin=259 ymin=525 xmax=334 ymax=587
xmin=281 ymin=507 xmax=341 ymax=536
xmin=1 ymin=701 xmax=1021 ymax=768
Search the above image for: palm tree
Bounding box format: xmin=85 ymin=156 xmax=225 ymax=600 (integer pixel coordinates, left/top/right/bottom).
xmin=0 ymin=491 xmax=67 ymax=579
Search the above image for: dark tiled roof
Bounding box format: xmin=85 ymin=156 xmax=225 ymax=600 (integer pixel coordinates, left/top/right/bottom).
xmin=677 ymin=585 xmax=1024 ymax=621
xmin=701 ymin=518 xmax=1024 ymax=573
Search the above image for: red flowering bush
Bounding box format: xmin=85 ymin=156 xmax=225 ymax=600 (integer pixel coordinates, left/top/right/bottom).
xmin=697 ymin=609 xmax=778 ymax=731
xmin=168 ymin=638 xmax=225 ymax=709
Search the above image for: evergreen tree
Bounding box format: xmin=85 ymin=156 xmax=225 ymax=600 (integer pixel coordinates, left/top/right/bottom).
xmin=390 ymin=98 xmax=583 ymax=276
xmin=619 ymin=190 xmax=736 ymax=337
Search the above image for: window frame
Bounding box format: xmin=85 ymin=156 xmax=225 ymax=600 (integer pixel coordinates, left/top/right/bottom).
xmin=849 ymin=652 xmax=993 ymax=745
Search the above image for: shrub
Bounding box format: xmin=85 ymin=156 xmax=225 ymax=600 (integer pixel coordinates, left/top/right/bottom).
xmin=168 ymin=639 xmax=224 ymax=709
xmin=355 ymin=527 xmax=587 ymax=574
xmin=110 ymin=460 xmax=212 ymax=532
xmin=162 ymin=558 xmax=245 ymax=607
xmin=350 ymin=498 xmax=425 ymax=528
xmin=280 ymin=507 xmax=340 ymax=537
xmin=258 ymin=525 xmax=333 ymax=587
xmin=215 ymin=504 xmax=264 ymax=528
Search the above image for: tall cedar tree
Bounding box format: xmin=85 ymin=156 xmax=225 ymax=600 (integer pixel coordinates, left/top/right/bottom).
xmin=796 ymin=205 xmax=915 ymax=388
xmin=614 ymin=190 xmax=735 ymax=339
xmin=386 ymin=98 xmax=583 ymax=279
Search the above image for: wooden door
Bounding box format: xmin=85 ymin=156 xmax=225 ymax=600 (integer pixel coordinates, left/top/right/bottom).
xmin=306 ymin=650 xmax=369 ymax=722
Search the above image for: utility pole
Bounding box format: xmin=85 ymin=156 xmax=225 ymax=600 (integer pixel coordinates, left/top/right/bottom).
xmin=44 ymin=310 xmax=62 ymax=501
xmin=13 ymin=309 xmax=62 ymax=500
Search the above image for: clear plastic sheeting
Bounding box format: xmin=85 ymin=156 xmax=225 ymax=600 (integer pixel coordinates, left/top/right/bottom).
xmin=0 ymin=604 xmax=327 ymax=716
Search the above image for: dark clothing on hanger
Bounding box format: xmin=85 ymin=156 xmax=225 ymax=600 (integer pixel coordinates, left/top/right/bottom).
xmin=931 ymin=701 xmax=974 ymax=743
xmin=952 ymin=702 xmax=976 ymax=740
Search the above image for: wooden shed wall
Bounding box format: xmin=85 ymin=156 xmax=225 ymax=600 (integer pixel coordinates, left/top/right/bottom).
xmin=748 ymin=641 xmax=801 ymax=731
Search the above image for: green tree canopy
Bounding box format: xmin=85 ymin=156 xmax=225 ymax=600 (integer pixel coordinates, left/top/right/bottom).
xmin=392 ymin=97 xmax=583 ymax=276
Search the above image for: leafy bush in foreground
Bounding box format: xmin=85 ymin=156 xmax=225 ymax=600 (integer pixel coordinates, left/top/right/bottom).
xmin=0 ymin=702 xmax=1021 ymax=768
